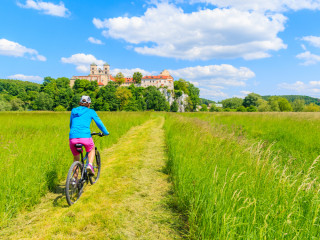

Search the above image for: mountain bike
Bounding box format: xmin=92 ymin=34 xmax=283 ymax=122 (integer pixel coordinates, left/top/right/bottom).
xmin=65 ymin=132 xmax=105 ymax=206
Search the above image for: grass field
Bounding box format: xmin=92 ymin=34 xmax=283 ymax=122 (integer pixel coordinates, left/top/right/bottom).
xmin=0 ymin=112 xmax=151 ymax=226
xmin=2 ymin=111 xmax=320 ymax=239
xmin=164 ymin=112 xmax=320 ymax=239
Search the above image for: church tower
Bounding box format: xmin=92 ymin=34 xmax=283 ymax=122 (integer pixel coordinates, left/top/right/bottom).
xmin=102 ymin=63 xmax=110 ymax=85
xmin=90 ymin=63 xmax=97 ymax=75
xmin=103 ymin=63 xmax=110 ymax=75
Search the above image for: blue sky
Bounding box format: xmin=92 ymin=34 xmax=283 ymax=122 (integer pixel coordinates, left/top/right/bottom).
xmin=2 ymin=0 xmax=320 ymax=100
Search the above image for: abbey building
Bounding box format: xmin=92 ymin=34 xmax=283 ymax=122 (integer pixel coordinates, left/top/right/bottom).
xmin=70 ymin=63 xmax=174 ymax=90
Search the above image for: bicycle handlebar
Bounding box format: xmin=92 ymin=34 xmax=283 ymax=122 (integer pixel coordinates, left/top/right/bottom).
xmin=91 ymin=132 xmax=107 ymax=137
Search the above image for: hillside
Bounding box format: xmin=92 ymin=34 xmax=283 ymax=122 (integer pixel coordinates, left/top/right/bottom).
xmin=262 ymin=95 xmax=320 ymax=105
xmin=199 ymin=98 xmax=215 ymax=105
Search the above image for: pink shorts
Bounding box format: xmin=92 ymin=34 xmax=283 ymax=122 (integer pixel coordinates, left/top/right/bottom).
xmin=69 ymin=138 xmax=95 ymax=156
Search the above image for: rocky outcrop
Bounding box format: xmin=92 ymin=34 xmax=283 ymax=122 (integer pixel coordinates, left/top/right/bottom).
xmin=175 ymin=93 xmax=188 ymax=112
xmin=159 ymin=88 xmax=174 ymax=106
xmin=159 ymin=88 xmax=188 ymax=112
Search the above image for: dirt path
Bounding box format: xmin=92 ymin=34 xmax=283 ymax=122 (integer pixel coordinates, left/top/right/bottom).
xmin=0 ymin=117 xmax=183 ymax=239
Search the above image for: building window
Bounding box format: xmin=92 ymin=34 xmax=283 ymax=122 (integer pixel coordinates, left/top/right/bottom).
xmin=92 ymin=71 xmax=94 ymax=74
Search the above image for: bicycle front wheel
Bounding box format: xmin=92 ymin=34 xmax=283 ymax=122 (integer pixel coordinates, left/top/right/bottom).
xmin=65 ymin=161 xmax=83 ymax=206
xmin=89 ymin=150 xmax=101 ymax=185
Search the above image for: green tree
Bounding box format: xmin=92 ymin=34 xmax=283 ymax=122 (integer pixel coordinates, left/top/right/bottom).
xmin=124 ymin=98 xmax=140 ymax=111
xmin=73 ymin=79 xmax=98 ymax=96
xmin=115 ymin=87 xmax=133 ymax=110
xmin=236 ymin=106 xmax=247 ymax=112
xmin=268 ymin=96 xmax=280 ymax=111
xmin=174 ymin=79 xmax=189 ymax=95
xmin=247 ymin=105 xmax=257 ymax=112
xmin=97 ymin=82 xmax=120 ymax=111
xmin=0 ymin=100 xmax=12 ymax=111
xmin=133 ymin=72 xmax=143 ymax=84
xmin=57 ymin=88 xmax=73 ymax=109
xmin=210 ymin=104 xmax=222 ymax=112
xmin=200 ymin=104 xmax=208 ymax=111
xmin=257 ymin=99 xmax=271 ymax=112
xmin=115 ymin=72 xmax=125 ymax=85
xmin=144 ymin=86 xmax=169 ymax=111
xmin=128 ymin=85 xmax=146 ymax=111
xmin=243 ymin=93 xmax=261 ymax=107
xmin=43 ymin=76 xmax=55 ymax=86
xmin=136 ymin=97 xmax=147 ymax=111
xmin=54 ymin=105 xmax=67 ymax=111
xmin=303 ymin=103 xmax=320 ymax=112
xmin=93 ymin=97 xmax=110 ymax=111
xmin=187 ymin=83 xmax=200 ymax=111
xmin=33 ymin=92 xmax=53 ymax=110
xmin=278 ymin=98 xmax=292 ymax=112
xmin=69 ymin=94 xmax=81 ymax=110
xmin=10 ymin=98 xmax=24 ymax=111
xmin=222 ymin=97 xmax=243 ymax=109
xmin=292 ymin=99 xmax=305 ymax=112
xmin=170 ymin=101 xmax=178 ymax=112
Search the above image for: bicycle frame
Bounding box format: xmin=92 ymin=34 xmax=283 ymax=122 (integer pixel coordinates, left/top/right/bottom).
xmin=79 ymin=150 xmax=90 ymax=184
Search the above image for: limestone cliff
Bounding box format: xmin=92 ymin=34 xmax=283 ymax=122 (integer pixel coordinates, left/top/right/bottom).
xmin=159 ymin=88 xmax=188 ymax=112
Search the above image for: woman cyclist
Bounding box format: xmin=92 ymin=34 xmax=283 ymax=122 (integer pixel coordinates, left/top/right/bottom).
xmin=69 ymin=95 xmax=109 ymax=174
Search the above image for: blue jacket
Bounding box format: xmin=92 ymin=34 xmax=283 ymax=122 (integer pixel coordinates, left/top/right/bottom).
xmin=69 ymin=106 xmax=109 ymax=139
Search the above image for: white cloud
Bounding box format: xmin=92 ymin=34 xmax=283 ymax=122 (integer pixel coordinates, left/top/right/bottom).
xmin=199 ymin=87 xmax=228 ymax=99
xmin=189 ymin=81 xmax=199 ymax=87
xmin=61 ymin=53 xmax=105 ymax=72
xmin=301 ymin=36 xmax=320 ymax=48
xmin=93 ymin=3 xmax=287 ymax=60
xmin=110 ymin=68 xmax=155 ymax=77
xmin=169 ymin=64 xmax=255 ymax=86
xmin=168 ymin=64 xmax=255 ymax=100
xmin=240 ymin=90 xmax=252 ymax=95
xmin=8 ymin=74 xmax=43 ymax=82
xmin=310 ymin=81 xmax=320 ymax=86
xmin=88 ymin=37 xmax=104 ymax=45
xmin=296 ymin=51 xmax=320 ymax=65
xmin=0 ymin=38 xmax=46 ymax=61
xmin=187 ymin=0 xmax=320 ymax=12
xmin=17 ymin=0 xmax=70 ymax=17
xmin=279 ymin=81 xmax=320 ymax=96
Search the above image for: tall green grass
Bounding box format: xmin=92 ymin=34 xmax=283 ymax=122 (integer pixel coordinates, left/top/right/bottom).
xmin=0 ymin=112 xmax=151 ymax=226
xmin=164 ymin=113 xmax=320 ymax=239
xmin=181 ymin=112 xmax=320 ymax=176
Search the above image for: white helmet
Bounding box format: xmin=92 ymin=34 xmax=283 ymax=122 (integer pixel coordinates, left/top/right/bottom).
xmin=80 ymin=95 xmax=91 ymax=104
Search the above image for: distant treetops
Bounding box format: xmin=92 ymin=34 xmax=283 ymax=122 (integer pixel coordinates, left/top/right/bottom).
xmin=205 ymin=93 xmax=320 ymax=112
xmin=0 ymin=76 xmax=200 ymax=112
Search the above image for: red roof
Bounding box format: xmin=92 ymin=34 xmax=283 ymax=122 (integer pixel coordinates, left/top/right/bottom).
xmin=74 ymin=74 xmax=173 ymax=86
xmin=142 ymin=75 xmax=172 ymax=80
xmin=124 ymin=77 xmax=134 ymax=83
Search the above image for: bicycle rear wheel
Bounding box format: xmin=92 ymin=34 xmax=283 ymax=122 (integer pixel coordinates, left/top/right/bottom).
xmin=89 ymin=149 xmax=101 ymax=185
xmin=65 ymin=161 xmax=83 ymax=206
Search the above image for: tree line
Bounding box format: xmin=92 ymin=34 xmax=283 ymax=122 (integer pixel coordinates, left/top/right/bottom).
xmin=204 ymin=93 xmax=320 ymax=112
xmin=0 ymin=76 xmax=200 ymax=112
